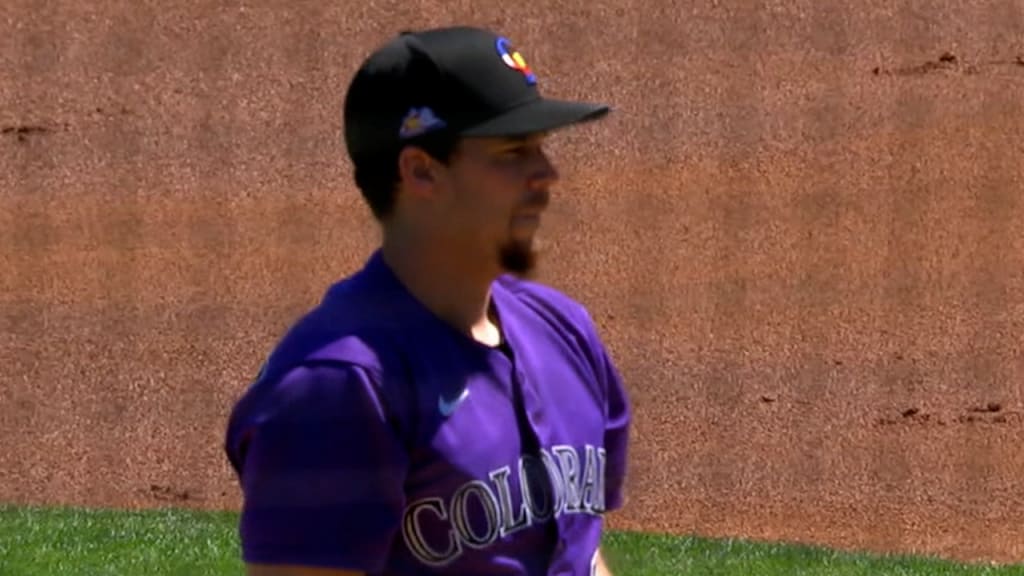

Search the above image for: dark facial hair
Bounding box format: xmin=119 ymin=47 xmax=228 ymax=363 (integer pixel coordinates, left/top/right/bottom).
xmin=498 ymin=186 xmax=550 ymax=277
xmin=499 ymin=240 xmax=539 ymax=278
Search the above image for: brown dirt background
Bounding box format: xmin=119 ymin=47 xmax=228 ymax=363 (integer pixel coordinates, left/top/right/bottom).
xmin=3 ymin=0 xmax=1024 ymax=568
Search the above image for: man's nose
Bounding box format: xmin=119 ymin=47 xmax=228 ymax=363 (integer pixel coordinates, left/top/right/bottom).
xmin=530 ymin=151 xmax=560 ymax=188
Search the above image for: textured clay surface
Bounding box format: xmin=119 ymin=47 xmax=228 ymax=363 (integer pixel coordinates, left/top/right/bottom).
xmin=3 ymin=0 xmax=1024 ymax=567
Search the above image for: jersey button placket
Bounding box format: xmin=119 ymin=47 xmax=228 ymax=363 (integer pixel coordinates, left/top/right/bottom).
xmin=515 ymin=368 xmax=545 ymax=430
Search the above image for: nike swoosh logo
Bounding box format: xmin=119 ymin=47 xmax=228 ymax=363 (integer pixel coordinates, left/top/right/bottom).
xmin=438 ymin=388 xmax=470 ymax=417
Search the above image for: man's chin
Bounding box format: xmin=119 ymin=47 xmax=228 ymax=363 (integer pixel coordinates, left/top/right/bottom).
xmin=498 ymin=240 xmax=542 ymax=279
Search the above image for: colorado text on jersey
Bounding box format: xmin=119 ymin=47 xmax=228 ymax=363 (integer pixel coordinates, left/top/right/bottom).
xmin=402 ymin=444 xmax=607 ymax=566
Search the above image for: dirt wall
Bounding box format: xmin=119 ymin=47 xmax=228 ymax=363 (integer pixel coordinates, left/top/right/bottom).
xmin=2 ymin=0 xmax=1023 ymax=565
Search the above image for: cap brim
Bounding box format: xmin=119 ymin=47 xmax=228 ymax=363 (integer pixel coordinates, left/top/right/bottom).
xmin=459 ymin=98 xmax=610 ymax=137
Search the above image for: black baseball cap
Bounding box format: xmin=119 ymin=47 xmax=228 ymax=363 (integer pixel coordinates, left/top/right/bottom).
xmin=343 ymin=25 xmax=610 ymax=164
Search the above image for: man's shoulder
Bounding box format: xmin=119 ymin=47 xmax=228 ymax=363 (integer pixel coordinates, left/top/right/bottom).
xmin=264 ymin=276 xmax=412 ymax=377
xmin=225 ymin=274 xmax=417 ymax=472
xmin=497 ymin=272 xmax=575 ymax=303
xmin=495 ymin=274 xmax=597 ymax=335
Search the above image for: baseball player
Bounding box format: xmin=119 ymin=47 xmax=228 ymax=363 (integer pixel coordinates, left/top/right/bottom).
xmin=224 ymin=25 xmax=632 ymax=576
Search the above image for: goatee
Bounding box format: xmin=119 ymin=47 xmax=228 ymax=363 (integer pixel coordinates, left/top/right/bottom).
xmin=499 ymin=240 xmax=540 ymax=279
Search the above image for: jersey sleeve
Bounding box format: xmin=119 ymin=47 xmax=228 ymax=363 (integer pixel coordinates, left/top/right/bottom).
xmin=233 ymin=361 xmax=410 ymax=572
xmin=598 ymin=343 xmax=631 ymax=512
xmin=573 ymin=304 xmax=632 ymax=513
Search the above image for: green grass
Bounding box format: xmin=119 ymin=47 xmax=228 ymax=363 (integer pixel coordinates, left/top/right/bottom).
xmin=1 ymin=504 xmax=1023 ymax=575
xmin=599 ymin=531 xmax=1024 ymax=576
xmin=0 ymin=505 xmax=242 ymax=576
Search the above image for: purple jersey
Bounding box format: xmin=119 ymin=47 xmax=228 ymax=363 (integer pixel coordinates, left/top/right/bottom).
xmin=224 ymin=250 xmax=632 ymax=575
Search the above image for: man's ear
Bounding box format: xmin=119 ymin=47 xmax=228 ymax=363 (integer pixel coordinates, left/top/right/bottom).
xmin=397 ymin=146 xmax=438 ymax=194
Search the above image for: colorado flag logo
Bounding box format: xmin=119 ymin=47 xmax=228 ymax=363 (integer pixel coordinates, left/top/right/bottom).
xmin=496 ymin=37 xmax=537 ymax=85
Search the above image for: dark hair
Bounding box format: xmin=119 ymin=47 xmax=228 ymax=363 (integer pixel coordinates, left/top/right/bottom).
xmin=353 ymin=130 xmax=461 ymax=221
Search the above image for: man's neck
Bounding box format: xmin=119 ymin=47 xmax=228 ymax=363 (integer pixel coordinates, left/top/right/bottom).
xmin=380 ymin=234 xmax=502 ymax=347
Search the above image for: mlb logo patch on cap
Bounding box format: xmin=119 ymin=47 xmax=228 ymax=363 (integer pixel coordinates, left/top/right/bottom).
xmin=399 ymin=106 xmax=447 ymax=139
